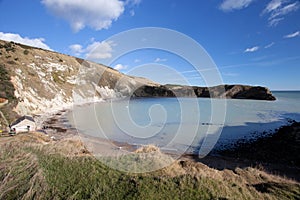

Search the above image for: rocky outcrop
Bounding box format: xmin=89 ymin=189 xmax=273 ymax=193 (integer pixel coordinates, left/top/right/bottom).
xmin=133 ymin=84 xmax=276 ymax=101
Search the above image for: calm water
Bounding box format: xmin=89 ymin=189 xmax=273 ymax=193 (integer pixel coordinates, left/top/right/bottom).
xmin=69 ymin=91 xmax=300 ymax=156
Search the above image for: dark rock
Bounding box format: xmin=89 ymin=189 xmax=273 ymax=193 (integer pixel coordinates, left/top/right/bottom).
xmin=132 ymin=84 xmax=276 ymax=101
xmin=219 ymin=122 xmax=300 ymax=167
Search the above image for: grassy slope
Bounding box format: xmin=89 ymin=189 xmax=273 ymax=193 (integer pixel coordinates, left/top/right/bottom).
xmin=0 ymin=133 xmax=299 ymax=200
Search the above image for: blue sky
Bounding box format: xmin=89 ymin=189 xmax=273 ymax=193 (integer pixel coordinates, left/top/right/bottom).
xmin=0 ymin=0 xmax=299 ymax=90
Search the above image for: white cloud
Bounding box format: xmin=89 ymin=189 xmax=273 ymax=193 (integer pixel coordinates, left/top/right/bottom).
xmin=262 ymin=0 xmax=300 ymax=26
xmin=69 ymin=44 xmax=83 ymax=56
xmin=219 ymin=0 xmax=255 ymax=11
xmin=69 ymin=40 xmax=115 ymax=61
xmin=134 ymin=59 xmax=141 ymax=63
xmin=264 ymin=42 xmax=275 ymax=48
xmin=244 ymin=46 xmax=259 ymax=53
xmin=154 ymin=58 xmax=167 ymax=62
xmin=42 ymin=0 xmax=125 ymax=32
xmin=85 ymin=41 xmax=114 ymax=60
xmin=0 ymin=32 xmax=51 ymax=50
xmin=284 ymin=31 xmax=300 ymax=38
xmin=114 ymin=64 xmax=128 ymax=71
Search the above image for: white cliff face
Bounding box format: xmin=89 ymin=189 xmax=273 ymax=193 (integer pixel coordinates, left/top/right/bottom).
xmin=0 ymin=40 xmax=159 ymax=130
xmin=3 ymin=44 xmax=93 ymax=115
xmin=12 ymin=61 xmax=76 ymax=115
xmin=95 ymin=85 xmax=122 ymax=99
xmin=0 ymin=40 xmax=158 ymax=116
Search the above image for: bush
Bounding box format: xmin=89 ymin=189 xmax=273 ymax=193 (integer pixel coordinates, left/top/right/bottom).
xmin=52 ymin=71 xmax=65 ymax=84
xmin=1 ymin=42 xmax=15 ymax=52
xmin=23 ymin=49 xmax=29 ymax=55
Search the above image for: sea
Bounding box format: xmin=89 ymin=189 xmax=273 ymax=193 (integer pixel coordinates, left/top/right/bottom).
xmin=68 ymin=91 xmax=300 ymax=157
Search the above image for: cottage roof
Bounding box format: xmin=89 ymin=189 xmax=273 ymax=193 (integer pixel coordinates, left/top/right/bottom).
xmin=11 ymin=115 xmax=35 ymax=127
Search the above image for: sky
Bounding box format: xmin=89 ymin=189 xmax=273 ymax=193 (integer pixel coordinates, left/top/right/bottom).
xmin=0 ymin=0 xmax=299 ymax=90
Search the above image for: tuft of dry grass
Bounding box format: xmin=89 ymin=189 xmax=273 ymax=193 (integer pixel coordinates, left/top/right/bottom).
xmin=135 ymin=144 xmax=161 ymax=153
xmin=16 ymin=132 xmax=51 ymax=144
xmin=98 ymin=144 xmax=175 ymax=173
xmin=0 ymin=140 xmax=48 ymax=199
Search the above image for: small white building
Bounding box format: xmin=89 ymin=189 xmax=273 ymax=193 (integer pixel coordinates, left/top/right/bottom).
xmin=10 ymin=116 xmax=36 ymax=133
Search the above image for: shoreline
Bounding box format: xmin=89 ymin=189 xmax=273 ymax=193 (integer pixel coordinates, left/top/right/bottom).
xmin=40 ymin=106 xmax=298 ymax=155
xmin=37 ymin=105 xmax=300 ymax=181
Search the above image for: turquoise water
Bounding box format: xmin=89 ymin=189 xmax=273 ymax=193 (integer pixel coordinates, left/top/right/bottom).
xmin=69 ymin=91 xmax=300 ymax=156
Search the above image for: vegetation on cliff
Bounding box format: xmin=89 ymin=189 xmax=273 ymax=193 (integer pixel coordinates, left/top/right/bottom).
xmin=0 ymin=60 xmax=18 ymax=127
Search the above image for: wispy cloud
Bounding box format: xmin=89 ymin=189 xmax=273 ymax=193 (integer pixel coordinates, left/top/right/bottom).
xmin=262 ymin=0 xmax=284 ymax=14
xmin=219 ymin=0 xmax=255 ymax=12
xmin=220 ymin=56 xmax=300 ymax=69
xmin=180 ymin=67 xmax=226 ymax=74
xmin=0 ymin=32 xmax=51 ymax=50
xmin=251 ymin=55 xmax=271 ymax=61
xmin=284 ymin=31 xmax=300 ymax=38
xmin=180 ymin=69 xmax=199 ymax=74
xmin=169 ymin=56 xmax=300 ymax=76
xmin=129 ymin=10 xmax=135 ymax=16
xmin=268 ymin=17 xmax=284 ymax=27
xmin=262 ymin=0 xmax=300 ymax=27
xmin=114 ymin=64 xmax=128 ymax=71
xmin=264 ymin=42 xmax=275 ymax=48
xmin=69 ymin=40 xmax=115 ymax=61
xmin=222 ymin=72 xmax=239 ymax=77
xmin=271 ymin=2 xmax=299 ymax=19
xmin=154 ymin=58 xmax=167 ymax=62
xmin=125 ymin=0 xmax=141 ymax=6
xmin=244 ymin=46 xmax=259 ymax=53
xmin=125 ymin=0 xmax=141 ymax=17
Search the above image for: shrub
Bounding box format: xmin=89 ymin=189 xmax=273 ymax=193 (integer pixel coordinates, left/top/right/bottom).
xmin=3 ymin=42 xmax=15 ymax=52
xmin=23 ymin=49 xmax=29 ymax=55
xmin=52 ymin=71 xmax=65 ymax=84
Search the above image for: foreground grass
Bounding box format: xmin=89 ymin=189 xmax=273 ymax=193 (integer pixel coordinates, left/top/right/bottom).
xmin=0 ymin=133 xmax=299 ymax=200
